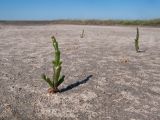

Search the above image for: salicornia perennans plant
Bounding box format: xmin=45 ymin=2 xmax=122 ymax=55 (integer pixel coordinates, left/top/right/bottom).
xmin=135 ymin=27 xmax=140 ymax=52
xmin=80 ymin=29 xmax=85 ymax=38
xmin=42 ymin=36 xmax=65 ymax=93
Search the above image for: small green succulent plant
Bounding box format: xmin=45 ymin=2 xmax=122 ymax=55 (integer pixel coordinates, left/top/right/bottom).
xmin=80 ymin=29 xmax=85 ymax=38
xmin=42 ymin=36 xmax=65 ymax=93
xmin=135 ymin=27 xmax=140 ymax=52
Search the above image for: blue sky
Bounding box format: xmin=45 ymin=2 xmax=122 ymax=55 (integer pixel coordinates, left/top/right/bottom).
xmin=0 ymin=0 xmax=160 ymax=20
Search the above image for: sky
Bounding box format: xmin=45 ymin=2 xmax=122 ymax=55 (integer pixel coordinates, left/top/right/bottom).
xmin=0 ymin=0 xmax=160 ymax=20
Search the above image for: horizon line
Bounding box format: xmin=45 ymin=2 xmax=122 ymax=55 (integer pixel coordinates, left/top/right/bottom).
xmin=0 ymin=18 xmax=160 ymax=21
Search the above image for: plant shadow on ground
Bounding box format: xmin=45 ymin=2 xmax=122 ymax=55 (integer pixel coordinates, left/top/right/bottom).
xmin=59 ymin=75 xmax=93 ymax=93
xmin=137 ymin=50 xmax=146 ymax=53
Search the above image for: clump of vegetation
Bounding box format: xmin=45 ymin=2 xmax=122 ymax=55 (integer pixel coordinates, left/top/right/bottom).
xmin=42 ymin=36 xmax=65 ymax=93
xmin=80 ymin=29 xmax=85 ymax=38
xmin=135 ymin=27 xmax=140 ymax=52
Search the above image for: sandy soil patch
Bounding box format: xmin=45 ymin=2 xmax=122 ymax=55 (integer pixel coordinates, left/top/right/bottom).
xmin=0 ymin=24 xmax=160 ymax=120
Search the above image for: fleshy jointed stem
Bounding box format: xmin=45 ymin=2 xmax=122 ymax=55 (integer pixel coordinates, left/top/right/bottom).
xmin=42 ymin=36 xmax=65 ymax=93
xmin=80 ymin=29 xmax=85 ymax=38
xmin=135 ymin=27 xmax=139 ymax=52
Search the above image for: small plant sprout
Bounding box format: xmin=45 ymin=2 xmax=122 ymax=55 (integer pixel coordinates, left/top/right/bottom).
xmin=135 ymin=27 xmax=140 ymax=52
xmin=42 ymin=36 xmax=65 ymax=93
xmin=80 ymin=29 xmax=85 ymax=38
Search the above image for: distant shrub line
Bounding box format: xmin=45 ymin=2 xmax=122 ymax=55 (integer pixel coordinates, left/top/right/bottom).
xmin=1 ymin=19 xmax=160 ymax=26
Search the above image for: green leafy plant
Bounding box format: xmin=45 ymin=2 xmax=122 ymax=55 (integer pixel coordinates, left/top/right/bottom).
xmin=80 ymin=29 xmax=85 ymax=38
xmin=135 ymin=27 xmax=140 ymax=52
xmin=42 ymin=36 xmax=65 ymax=93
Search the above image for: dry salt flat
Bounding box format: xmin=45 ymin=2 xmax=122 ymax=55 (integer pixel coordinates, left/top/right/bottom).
xmin=0 ymin=24 xmax=160 ymax=120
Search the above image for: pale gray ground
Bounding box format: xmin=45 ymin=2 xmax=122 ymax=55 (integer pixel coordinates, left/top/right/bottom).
xmin=0 ymin=24 xmax=160 ymax=120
